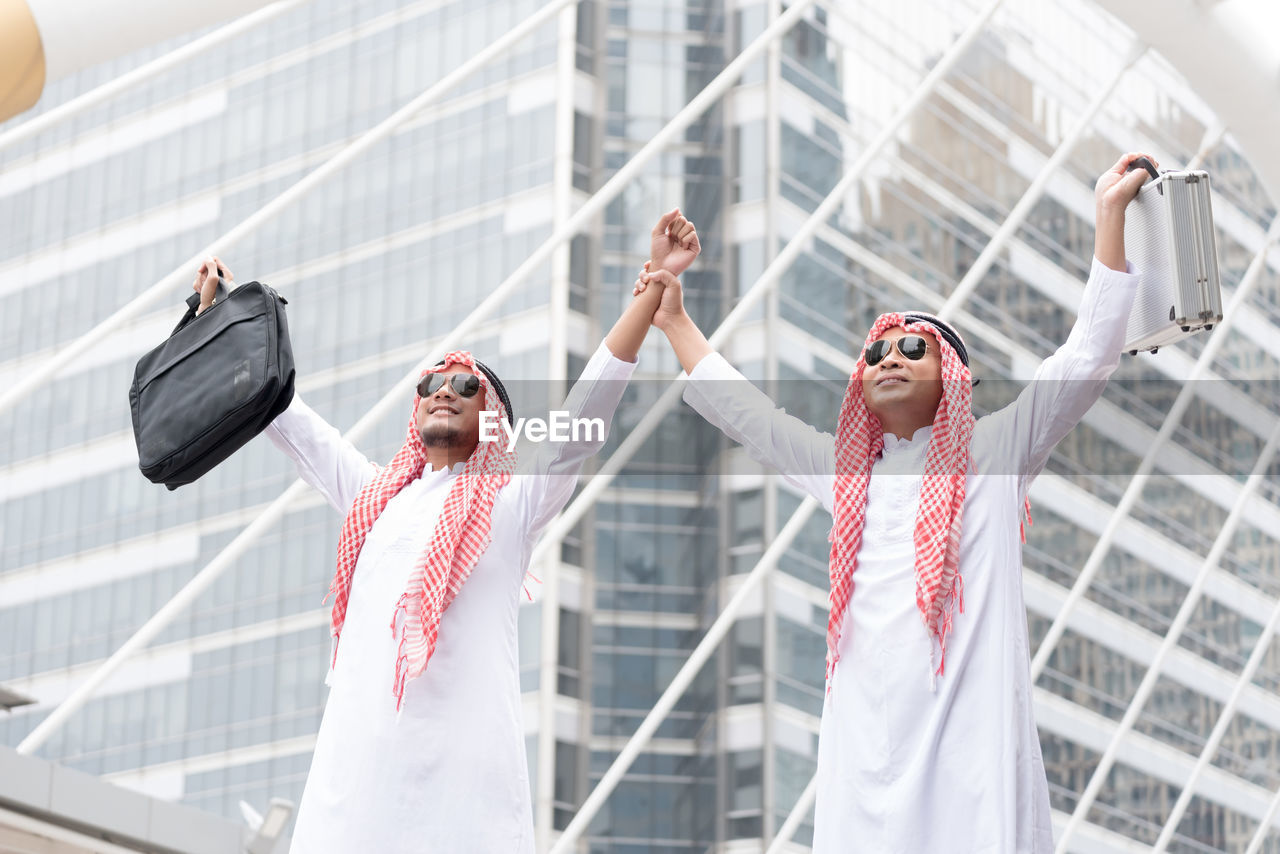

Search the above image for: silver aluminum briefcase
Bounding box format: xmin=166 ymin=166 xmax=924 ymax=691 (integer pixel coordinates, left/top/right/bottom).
xmin=1122 ymin=159 xmax=1223 ymax=354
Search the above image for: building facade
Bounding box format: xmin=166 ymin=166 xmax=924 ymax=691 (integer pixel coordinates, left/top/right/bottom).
xmin=2 ymin=0 xmax=1279 ymax=851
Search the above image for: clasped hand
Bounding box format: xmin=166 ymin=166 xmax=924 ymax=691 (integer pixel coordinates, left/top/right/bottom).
xmin=634 ymin=208 xmax=699 ymax=331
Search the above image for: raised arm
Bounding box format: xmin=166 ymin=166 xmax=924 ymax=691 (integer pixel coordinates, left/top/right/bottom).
xmin=636 ymin=208 xmax=710 ymax=373
xmin=639 ymin=265 xmax=834 ymax=510
xmin=264 ymin=397 xmax=377 ymax=515
xmin=189 ymin=258 xmax=377 ymax=512
xmin=979 ymin=151 xmax=1154 ymax=489
xmin=604 ymin=209 xmax=702 ymax=362
xmin=514 ymin=210 xmax=703 ymax=534
xmin=647 ymin=266 xmax=713 ymax=375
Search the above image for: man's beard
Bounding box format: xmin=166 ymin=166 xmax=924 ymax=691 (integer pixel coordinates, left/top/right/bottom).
xmin=419 ymin=423 xmax=465 ymax=449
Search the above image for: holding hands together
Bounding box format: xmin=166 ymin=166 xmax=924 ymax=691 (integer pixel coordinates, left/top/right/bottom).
xmin=603 ymin=209 xmax=699 ymax=362
xmin=634 ymin=261 xmax=688 ymax=332
xmin=634 ymin=208 xmax=699 ymax=332
xmin=648 ymin=208 xmax=700 ymax=277
xmin=631 ymin=208 xmax=713 ymax=373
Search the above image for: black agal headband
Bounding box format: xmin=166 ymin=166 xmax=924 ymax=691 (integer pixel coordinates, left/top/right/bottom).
xmin=432 ymin=357 xmax=515 ymax=425
xmin=902 ymin=312 xmax=969 ymax=367
xmin=901 ymin=312 xmax=978 ymax=386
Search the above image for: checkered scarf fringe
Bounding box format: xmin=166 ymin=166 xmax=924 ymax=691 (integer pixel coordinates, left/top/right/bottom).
xmin=327 ymin=351 xmax=517 ymax=710
xmin=828 ymin=313 xmax=979 ymax=687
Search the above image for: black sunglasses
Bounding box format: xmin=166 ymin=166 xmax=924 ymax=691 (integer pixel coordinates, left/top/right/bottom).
xmin=865 ymin=335 xmax=929 ymax=366
xmin=417 ymin=373 xmax=481 ymax=399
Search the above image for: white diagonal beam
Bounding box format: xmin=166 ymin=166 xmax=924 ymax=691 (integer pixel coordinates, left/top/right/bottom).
xmin=771 ymin=673 xmax=1280 ymax=853
xmin=1185 ymin=122 xmax=1226 ymax=171
xmin=922 ymin=77 xmax=1280 ymax=441
xmin=1030 ymin=218 xmax=1280 ymax=684
xmin=812 ymin=201 xmax=1280 ymax=637
xmin=1090 ymin=0 xmax=1280 ymax=205
xmin=937 ymin=41 xmax=1147 ymax=320
xmin=1246 ymin=786 xmax=1280 ymax=854
xmin=0 ymin=0 xmax=579 ymax=417
xmin=765 ymin=772 xmax=816 ymax=854
xmin=878 ymin=150 xmax=1280 ymax=539
xmin=1035 ymin=687 xmax=1278 ymax=825
xmin=933 ymin=75 xmax=1280 ymax=372
xmin=764 ymin=782 xmax=1154 ymax=854
xmin=15 ymin=0 xmax=824 ymax=755
xmin=547 ymin=497 xmax=820 ymax=854
xmin=529 ymin=0 xmax=1010 ymax=570
xmin=1054 ymin=419 xmax=1280 ymax=851
xmin=1153 ymin=591 xmax=1280 ymax=850
xmin=0 ymin=0 xmax=310 ymax=154
xmin=780 ymin=218 xmax=1280 ymax=631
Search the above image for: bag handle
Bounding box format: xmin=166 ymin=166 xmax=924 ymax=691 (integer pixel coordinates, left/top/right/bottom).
xmin=1125 ymin=156 xmax=1159 ymax=182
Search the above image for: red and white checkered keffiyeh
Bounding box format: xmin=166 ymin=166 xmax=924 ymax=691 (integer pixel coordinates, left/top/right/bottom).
xmin=828 ymin=313 xmax=976 ymax=685
xmin=328 ymin=351 xmax=517 ymax=710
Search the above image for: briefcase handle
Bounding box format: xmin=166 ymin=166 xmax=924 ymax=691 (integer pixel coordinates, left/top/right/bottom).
xmin=1125 ymin=156 xmax=1159 ymax=182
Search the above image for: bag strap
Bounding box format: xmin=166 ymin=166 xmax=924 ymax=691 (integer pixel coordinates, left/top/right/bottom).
xmin=173 ymin=279 xmax=230 ymax=336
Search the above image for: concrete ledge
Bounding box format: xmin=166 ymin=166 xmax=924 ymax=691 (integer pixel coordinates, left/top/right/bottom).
xmin=0 ymin=745 xmax=244 ymax=853
xmin=0 ymin=747 xmax=51 ymax=811
xmin=50 ymin=761 xmax=152 ymax=839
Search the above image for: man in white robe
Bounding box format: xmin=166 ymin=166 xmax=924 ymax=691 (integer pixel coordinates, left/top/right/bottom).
xmin=634 ymin=153 xmax=1155 ymax=852
xmin=190 ymin=210 xmax=700 ymax=852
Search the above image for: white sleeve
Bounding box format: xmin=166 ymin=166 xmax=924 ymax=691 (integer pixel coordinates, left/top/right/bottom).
xmin=513 ymin=341 xmax=638 ymax=537
xmin=263 ymin=394 xmax=378 ymax=515
xmin=977 ymin=256 xmax=1142 ymax=494
xmin=681 ymin=352 xmax=835 ymax=513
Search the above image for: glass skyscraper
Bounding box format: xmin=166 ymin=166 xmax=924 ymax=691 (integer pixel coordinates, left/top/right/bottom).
xmin=2 ymin=0 xmax=1279 ymax=851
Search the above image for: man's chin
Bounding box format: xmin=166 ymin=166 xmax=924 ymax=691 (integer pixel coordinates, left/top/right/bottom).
xmin=419 ymin=426 xmax=461 ymax=448
xmin=866 ymin=386 xmax=912 ymax=409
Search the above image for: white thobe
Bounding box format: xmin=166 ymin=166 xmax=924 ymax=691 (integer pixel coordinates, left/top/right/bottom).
xmin=264 ymin=342 xmax=635 ymax=854
xmin=683 ymin=258 xmax=1140 ymax=853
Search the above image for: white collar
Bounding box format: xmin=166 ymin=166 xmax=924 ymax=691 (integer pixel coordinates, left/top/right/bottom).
xmin=882 ymin=424 xmax=933 ymax=456
xmin=422 ymin=459 xmax=467 ymax=481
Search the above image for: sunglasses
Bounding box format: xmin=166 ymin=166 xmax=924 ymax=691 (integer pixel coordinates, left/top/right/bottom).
xmin=864 ymin=335 xmax=929 ymax=366
xmin=417 ymin=372 xmax=481 ymax=399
